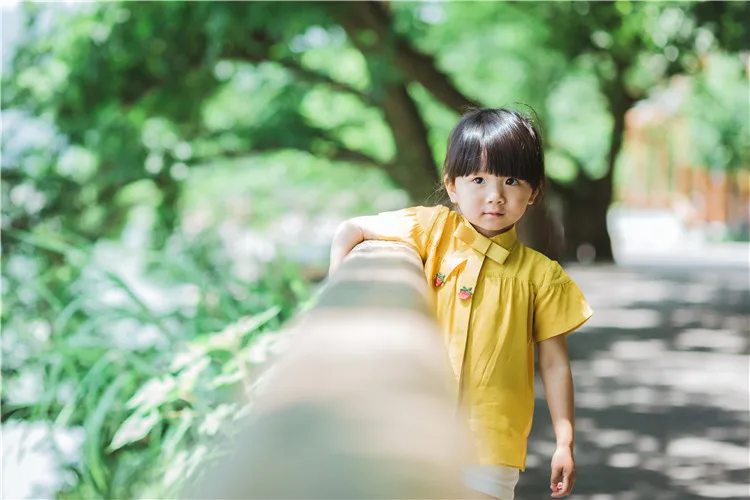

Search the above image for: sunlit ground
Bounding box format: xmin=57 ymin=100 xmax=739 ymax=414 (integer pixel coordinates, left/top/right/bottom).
xmin=520 ymin=258 xmax=749 ymax=499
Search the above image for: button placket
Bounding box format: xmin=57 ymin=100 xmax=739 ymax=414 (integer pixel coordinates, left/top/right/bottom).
xmin=449 ymin=249 xmax=483 ymax=382
xmin=445 ymin=222 xmax=514 ymax=403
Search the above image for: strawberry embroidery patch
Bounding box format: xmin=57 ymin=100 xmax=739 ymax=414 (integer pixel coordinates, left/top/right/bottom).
xmin=458 ymin=286 xmax=473 ymax=300
xmin=434 ymin=272 xmax=446 ymax=287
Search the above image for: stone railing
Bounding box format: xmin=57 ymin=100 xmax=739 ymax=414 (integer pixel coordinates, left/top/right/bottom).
xmin=187 ymin=241 xmax=472 ymax=498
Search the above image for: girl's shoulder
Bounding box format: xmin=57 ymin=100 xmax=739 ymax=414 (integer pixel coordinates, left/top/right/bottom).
xmin=403 ymin=205 xmax=456 ymax=234
xmin=408 ymin=205 xmax=452 ymax=220
xmin=510 ymin=242 xmax=570 ymax=289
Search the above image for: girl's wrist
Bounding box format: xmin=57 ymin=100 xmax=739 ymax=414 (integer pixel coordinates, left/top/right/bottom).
xmin=555 ymin=441 xmax=574 ymax=451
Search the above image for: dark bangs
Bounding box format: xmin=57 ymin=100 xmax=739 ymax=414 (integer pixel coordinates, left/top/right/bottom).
xmin=442 ymin=108 xmax=545 ymax=190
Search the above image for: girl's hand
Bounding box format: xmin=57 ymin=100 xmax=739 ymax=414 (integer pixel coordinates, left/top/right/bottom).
xmin=549 ymin=446 xmax=575 ymax=498
xmin=328 ymin=220 xmax=366 ymax=276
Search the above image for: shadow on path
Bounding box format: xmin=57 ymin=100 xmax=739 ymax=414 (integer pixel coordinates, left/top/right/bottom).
xmin=517 ymin=264 xmax=750 ymax=500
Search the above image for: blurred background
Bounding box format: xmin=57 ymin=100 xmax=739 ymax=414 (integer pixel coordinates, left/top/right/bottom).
xmin=1 ymin=1 xmax=748 ymax=499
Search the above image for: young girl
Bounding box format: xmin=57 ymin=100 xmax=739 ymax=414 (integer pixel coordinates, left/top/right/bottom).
xmin=328 ymin=108 xmax=592 ymax=499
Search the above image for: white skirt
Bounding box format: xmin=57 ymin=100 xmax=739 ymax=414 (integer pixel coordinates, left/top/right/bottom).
xmin=463 ymin=465 xmax=520 ymax=500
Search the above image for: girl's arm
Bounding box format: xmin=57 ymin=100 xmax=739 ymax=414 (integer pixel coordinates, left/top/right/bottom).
xmin=537 ymin=334 xmax=576 ymax=498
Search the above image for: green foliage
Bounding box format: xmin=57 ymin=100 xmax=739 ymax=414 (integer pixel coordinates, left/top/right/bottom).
xmin=2 ymin=222 xmax=308 ymax=498
xmin=686 ymin=53 xmax=750 ymax=172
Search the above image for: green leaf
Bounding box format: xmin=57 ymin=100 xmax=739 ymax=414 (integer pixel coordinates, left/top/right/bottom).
xmin=162 ymin=411 xmax=195 ymax=457
xmin=126 ymin=376 xmax=177 ymax=411
xmin=108 ymin=408 xmax=161 ymax=452
xmin=237 ymin=305 xmax=282 ymax=338
xmin=205 ymin=305 xmax=281 ymax=352
xmin=4 ymin=228 xmax=89 ymax=264
xmin=102 ymin=269 xmax=175 ymax=339
xmin=54 ymin=351 xmax=118 ymax=429
xmin=84 ymin=372 xmax=130 ymax=493
xmin=198 ymin=403 xmax=237 ymax=437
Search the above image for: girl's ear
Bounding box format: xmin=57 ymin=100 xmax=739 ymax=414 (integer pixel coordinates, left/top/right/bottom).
xmin=443 ymin=175 xmax=458 ymax=203
xmin=528 ymin=188 xmax=540 ymax=205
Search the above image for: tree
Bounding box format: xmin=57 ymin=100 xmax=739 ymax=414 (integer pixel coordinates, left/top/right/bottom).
xmin=5 ymin=2 xmax=747 ymax=264
xmin=518 ymin=1 xmax=749 ymax=260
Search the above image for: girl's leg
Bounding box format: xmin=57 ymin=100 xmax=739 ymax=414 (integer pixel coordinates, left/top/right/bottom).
xmin=462 ymin=465 xmax=520 ymax=500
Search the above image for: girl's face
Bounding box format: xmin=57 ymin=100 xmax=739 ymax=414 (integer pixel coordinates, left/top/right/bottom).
xmin=444 ymin=171 xmax=538 ymax=238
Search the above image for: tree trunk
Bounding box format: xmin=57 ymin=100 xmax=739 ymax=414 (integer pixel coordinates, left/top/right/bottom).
xmin=380 ymin=85 xmax=441 ymax=202
xmin=516 ymin=200 xmax=565 ymax=261
xmin=558 ymin=82 xmax=631 ymax=263
xmin=335 ymin=2 xmax=636 ymax=259
xmin=337 ymin=3 xmax=441 ymax=203
xmin=559 ymin=177 xmax=614 ymax=262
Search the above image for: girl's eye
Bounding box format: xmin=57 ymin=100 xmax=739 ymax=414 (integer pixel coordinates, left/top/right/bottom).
xmin=505 ymin=178 xmax=519 ymax=186
xmin=472 ymin=177 xmax=485 ymax=185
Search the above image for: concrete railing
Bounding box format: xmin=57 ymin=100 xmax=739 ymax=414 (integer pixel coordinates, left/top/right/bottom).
xmin=187 ymin=241 xmax=473 ymax=499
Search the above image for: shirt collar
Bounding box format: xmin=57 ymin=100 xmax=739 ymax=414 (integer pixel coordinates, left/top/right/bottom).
xmin=453 ymin=220 xmax=516 ymax=265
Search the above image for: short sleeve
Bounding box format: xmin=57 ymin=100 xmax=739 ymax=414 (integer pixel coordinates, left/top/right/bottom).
xmin=532 ymin=261 xmax=593 ymax=343
xmin=370 ymin=206 xmax=444 ymax=260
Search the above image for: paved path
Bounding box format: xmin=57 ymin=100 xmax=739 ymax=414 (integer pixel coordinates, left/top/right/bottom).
xmin=517 ymin=261 xmax=749 ymax=499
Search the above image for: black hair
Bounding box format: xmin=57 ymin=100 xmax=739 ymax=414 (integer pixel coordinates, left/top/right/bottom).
xmin=442 ymin=107 xmax=545 ymax=192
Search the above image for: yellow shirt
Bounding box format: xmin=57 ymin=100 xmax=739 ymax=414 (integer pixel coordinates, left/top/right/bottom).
xmin=371 ymin=205 xmax=593 ymax=470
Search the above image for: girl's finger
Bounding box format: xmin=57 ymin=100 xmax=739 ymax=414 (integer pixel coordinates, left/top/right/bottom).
xmin=549 ymin=466 xmax=561 ymax=488
xmin=560 ymin=475 xmax=571 ymax=496
xmin=551 ymin=479 xmax=568 ymax=498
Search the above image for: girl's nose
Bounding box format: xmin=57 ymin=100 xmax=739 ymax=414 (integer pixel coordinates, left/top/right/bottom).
xmin=488 ymin=187 xmax=505 ymax=204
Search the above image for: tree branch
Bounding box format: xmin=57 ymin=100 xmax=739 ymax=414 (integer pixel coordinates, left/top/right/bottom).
xmin=190 ymin=133 xmax=387 ymax=171
xmin=341 ymin=1 xmax=480 ymax=114
xmin=544 ymin=176 xmax=577 ymax=200
xmin=334 ymin=7 xmax=441 ymax=200
xmin=281 ymin=60 xmax=375 ymax=106
xmin=223 ymin=45 xmax=375 ymax=106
